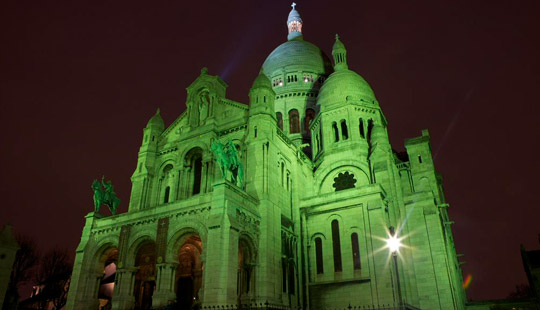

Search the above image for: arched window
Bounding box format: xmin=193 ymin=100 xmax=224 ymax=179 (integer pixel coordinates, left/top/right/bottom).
xmin=276 ymin=112 xmax=283 ymax=130
xmin=331 ymin=220 xmax=342 ymax=272
xmin=163 ymin=186 xmax=170 ymax=203
xmin=304 ymin=108 xmax=315 ymax=133
xmin=185 ymin=148 xmax=203 ymax=196
xmin=160 ymin=164 xmax=174 ymax=204
xmin=359 ymin=118 xmax=365 ymax=138
xmin=340 ymin=120 xmax=348 ymax=140
xmin=351 ymin=233 xmax=361 ymax=270
xmin=332 ymin=122 xmax=339 ymax=142
xmin=289 ymin=109 xmax=300 ymax=133
xmin=367 ymin=119 xmax=374 ymax=143
xmin=315 ymin=237 xmax=323 ymax=274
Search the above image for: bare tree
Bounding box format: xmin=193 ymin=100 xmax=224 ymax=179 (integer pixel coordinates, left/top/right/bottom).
xmin=35 ymin=248 xmax=72 ymax=310
xmin=2 ymin=235 xmax=40 ymax=310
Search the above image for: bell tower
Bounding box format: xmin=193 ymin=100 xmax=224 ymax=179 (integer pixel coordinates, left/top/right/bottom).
xmin=129 ymin=109 xmax=164 ymax=212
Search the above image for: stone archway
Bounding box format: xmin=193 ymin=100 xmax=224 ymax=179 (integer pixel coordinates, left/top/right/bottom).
xmin=97 ymin=247 xmax=118 ymax=310
xmin=175 ymin=235 xmax=203 ymax=309
xmin=133 ymin=241 xmax=157 ymax=310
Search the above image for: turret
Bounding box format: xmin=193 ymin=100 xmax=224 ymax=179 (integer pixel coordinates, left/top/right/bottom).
xmin=142 ymin=109 xmax=164 ymax=151
xmin=405 ymin=129 xmax=439 ymax=195
xmin=287 ymin=3 xmax=303 ymax=41
xmin=332 ymin=34 xmax=348 ymax=71
xmin=129 ymin=109 xmax=164 ymax=211
xmin=249 ymin=71 xmax=275 ymax=117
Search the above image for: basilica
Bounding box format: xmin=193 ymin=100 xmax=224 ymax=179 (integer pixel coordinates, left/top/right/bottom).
xmin=66 ymin=4 xmax=466 ymax=310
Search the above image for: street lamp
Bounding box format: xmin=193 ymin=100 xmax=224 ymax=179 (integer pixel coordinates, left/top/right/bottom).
xmin=387 ymin=226 xmax=403 ymax=308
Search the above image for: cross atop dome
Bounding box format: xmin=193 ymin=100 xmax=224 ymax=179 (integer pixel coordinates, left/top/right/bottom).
xmin=287 ymin=2 xmax=303 ymax=41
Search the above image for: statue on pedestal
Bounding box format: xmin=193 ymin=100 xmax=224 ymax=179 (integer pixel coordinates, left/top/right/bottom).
xmin=91 ymin=177 xmax=121 ymax=215
xmin=211 ymin=140 xmax=244 ymax=188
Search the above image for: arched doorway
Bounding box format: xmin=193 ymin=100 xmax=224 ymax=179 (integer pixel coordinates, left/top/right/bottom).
xmin=97 ymin=247 xmax=118 ymax=310
xmin=134 ymin=241 xmax=157 ymax=310
xmin=176 ymin=235 xmax=203 ymax=309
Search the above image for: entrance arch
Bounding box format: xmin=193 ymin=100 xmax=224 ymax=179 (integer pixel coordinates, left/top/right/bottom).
xmin=175 ymin=235 xmax=203 ymax=309
xmin=96 ymin=246 xmax=118 ymax=310
xmin=134 ymin=241 xmax=157 ymax=310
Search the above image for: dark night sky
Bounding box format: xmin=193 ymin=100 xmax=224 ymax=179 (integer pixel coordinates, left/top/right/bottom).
xmin=1 ymin=0 xmax=539 ymax=301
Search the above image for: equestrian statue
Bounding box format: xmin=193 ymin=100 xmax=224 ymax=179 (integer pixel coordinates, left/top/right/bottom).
xmin=91 ymin=177 xmax=120 ymax=215
xmin=211 ymin=140 xmax=244 ymax=188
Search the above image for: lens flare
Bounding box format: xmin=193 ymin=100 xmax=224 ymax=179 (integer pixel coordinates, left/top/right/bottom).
xmin=386 ymin=235 xmax=402 ymax=253
xmin=462 ymin=274 xmax=473 ymax=289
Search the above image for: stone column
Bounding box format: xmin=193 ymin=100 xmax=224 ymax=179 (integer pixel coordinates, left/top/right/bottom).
xmin=65 ymin=212 xmax=103 ymax=310
xmin=175 ymin=168 xmax=184 ymax=200
xmin=184 ymin=166 xmax=193 ymax=198
xmin=153 ymin=263 xmax=178 ymax=308
xmin=200 ymin=159 xmax=208 ymax=193
xmin=206 ymin=158 xmax=215 ymax=192
xmin=202 ymin=181 xmax=240 ymax=305
xmin=111 ymin=267 xmax=137 ymax=310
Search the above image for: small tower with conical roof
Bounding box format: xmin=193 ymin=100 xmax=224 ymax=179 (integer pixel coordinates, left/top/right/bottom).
xmin=129 ymin=109 xmax=164 ymax=211
xmin=249 ymin=71 xmax=276 ymax=117
xmin=332 ymin=34 xmax=348 ymax=71
xmin=287 ymin=3 xmax=303 ymax=40
xmin=245 ymin=71 xmax=276 ymax=197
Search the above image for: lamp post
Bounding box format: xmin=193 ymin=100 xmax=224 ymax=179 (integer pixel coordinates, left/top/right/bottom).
xmin=387 ymin=226 xmax=403 ymax=308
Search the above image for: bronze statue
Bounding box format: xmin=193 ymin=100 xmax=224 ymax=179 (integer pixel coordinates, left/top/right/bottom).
xmin=211 ymin=140 xmax=244 ymax=188
xmin=92 ymin=177 xmax=120 ymax=215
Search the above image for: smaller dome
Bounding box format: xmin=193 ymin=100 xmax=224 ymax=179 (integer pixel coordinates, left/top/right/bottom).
xmin=251 ymin=71 xmax=272 ymax=90
xmin=318 ymin=70 xmax=376 ymax=109
xmin=147 ymin=109 xmax=164 ymax=130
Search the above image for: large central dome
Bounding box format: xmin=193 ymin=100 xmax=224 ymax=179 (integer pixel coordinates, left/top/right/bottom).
xmin=262 ymin=38 xmax=333 ymax=78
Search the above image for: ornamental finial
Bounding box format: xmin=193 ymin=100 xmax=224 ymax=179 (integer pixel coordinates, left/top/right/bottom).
xmin=335 ymin=34 xmax=340 ymax=40
xmin=291 ymin=2 xmax=296 ymax=10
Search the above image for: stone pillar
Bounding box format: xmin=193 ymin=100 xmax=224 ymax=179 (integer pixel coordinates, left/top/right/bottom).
xmin=185 ymin=166 xmax=193 ymax=198
xmin=176 ymin=168 xmax=185 ymax=200
xmin=206 ymin=159 xmax=215 ymax=192
xmin=66 ymin=212 xmax=103 ymax=310
xmin=366 ymin=198 xmax=395 ymax=305
xmin=200 ymin=159 xmax=209 ymax=193
xmin=153 ymin=263 xmax=178 ymax=308
xmin=111 ymin=267 xmax=137 ymax=310
xmin=202 ymin=181 xmax=240 ymax=305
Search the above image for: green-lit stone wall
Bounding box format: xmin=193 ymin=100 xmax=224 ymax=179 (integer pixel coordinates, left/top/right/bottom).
xmin=66 ymin=6 xmax=466 ymax=310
